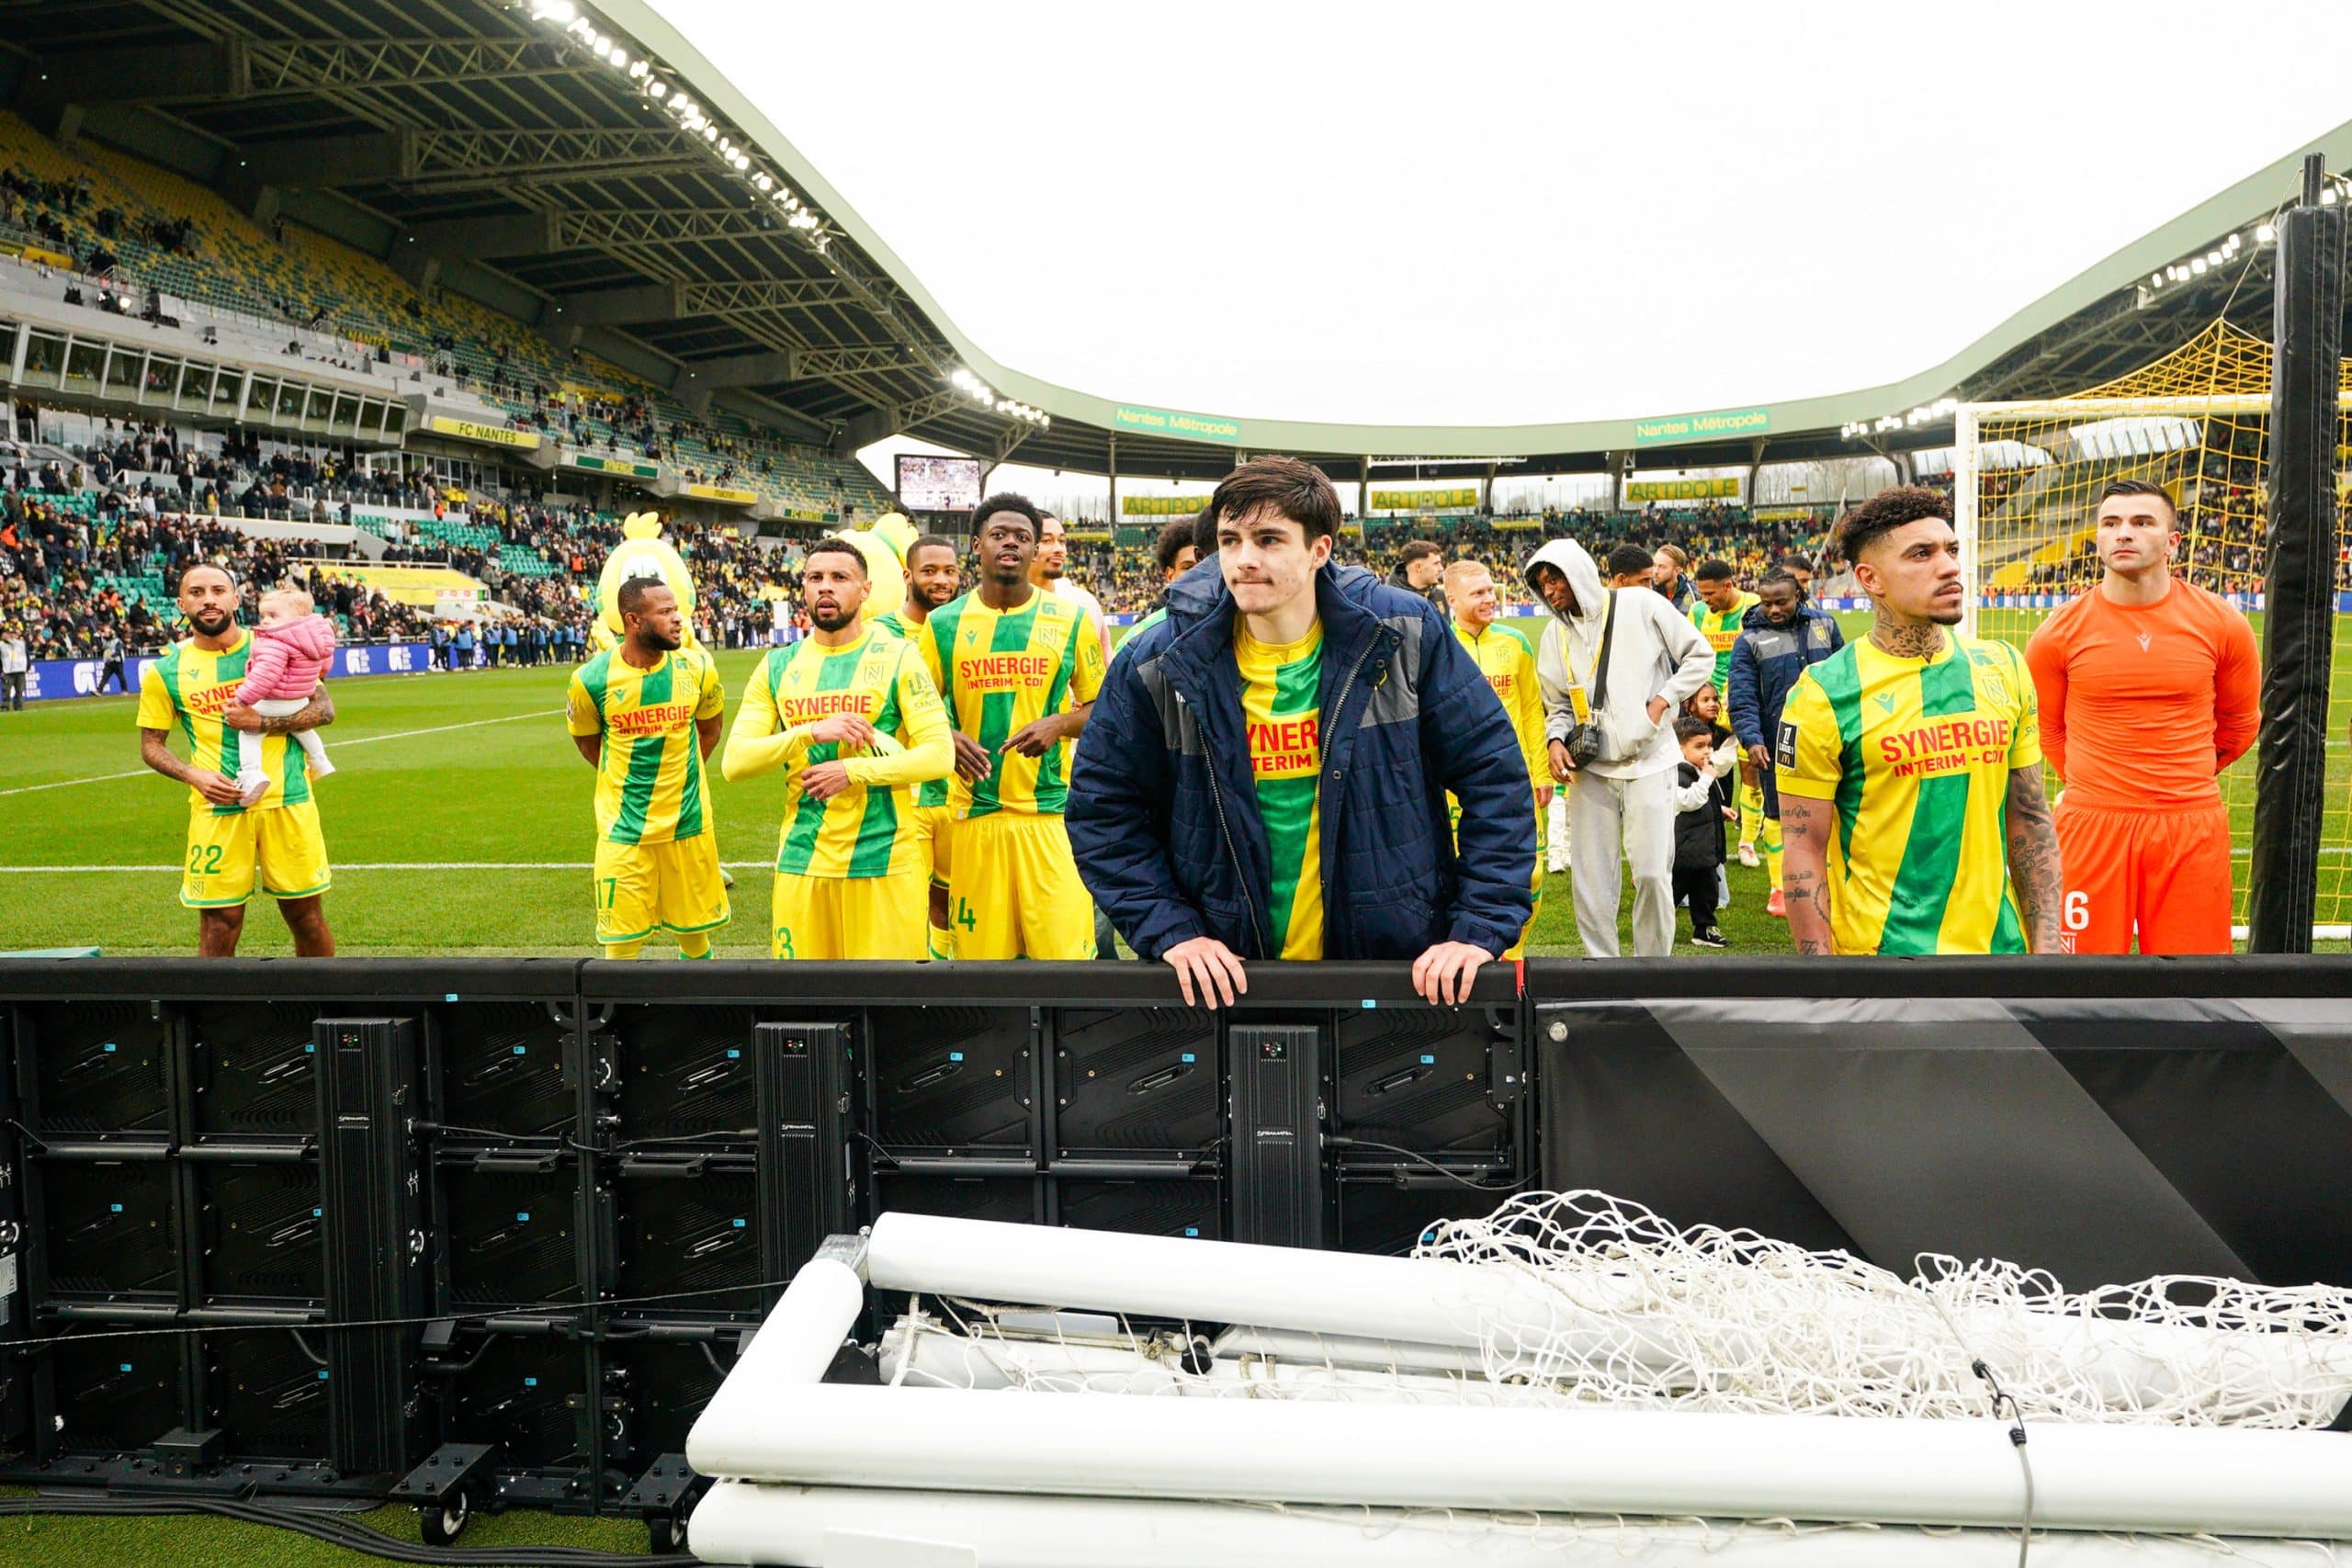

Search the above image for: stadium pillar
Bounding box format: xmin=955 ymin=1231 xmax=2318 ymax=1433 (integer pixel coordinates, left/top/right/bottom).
xmin=1360 ymin=456 xmax=1371 ymax=522
xmin=1105 ymin=435 xmax=1118 ymax=525
xmin=2246 ymin=155 xmax=2347 ymax=953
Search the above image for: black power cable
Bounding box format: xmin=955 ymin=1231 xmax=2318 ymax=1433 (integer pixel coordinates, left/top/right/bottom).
xmin=1324 ymin=1135 xmax=1522 ymax=1191
xmin=0 ymin=1495 xmax=694 ymax=1566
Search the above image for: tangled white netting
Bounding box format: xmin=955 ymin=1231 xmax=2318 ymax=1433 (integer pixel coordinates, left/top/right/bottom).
xmin=885 ymin=1191 xmax=2352 ymax=1430
xmin=1415 ymin=1190 xmax=2352 ymax=1427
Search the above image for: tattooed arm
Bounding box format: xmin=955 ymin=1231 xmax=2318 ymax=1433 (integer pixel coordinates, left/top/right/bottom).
xmin=221 ymin=690 xmax=335 ymax=736
xmin=1780 ymin=794 xmax=1837 ymax=956
xmin=2004 ymin=766 xmax=2063 ymax=953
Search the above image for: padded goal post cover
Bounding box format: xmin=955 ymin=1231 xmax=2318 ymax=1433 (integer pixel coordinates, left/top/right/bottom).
xmin=2248 ymin=195 xmax=2349 ymax=951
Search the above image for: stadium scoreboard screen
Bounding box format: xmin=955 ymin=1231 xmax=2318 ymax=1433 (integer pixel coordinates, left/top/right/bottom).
xmin=896 ymin=455 xmax=982 ymax=513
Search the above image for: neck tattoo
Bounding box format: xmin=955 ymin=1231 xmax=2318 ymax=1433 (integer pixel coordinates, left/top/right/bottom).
xmin=1869 ymin=620 xmax=1945 ymax=660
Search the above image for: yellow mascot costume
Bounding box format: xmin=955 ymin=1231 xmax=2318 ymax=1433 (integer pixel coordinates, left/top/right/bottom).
xmin=591 ymin=512 xmax=699 ymax=652
xmin=833 ymin=511 xmax=922 ymax=626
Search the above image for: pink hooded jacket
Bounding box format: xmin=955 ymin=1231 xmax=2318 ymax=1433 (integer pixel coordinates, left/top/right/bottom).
xmin=236 ymin=615 xmax=337 ymax=704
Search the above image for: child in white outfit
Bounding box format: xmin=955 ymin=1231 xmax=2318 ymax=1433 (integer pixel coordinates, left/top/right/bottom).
xmin=235 ymin=588 xmax=338 ymax=806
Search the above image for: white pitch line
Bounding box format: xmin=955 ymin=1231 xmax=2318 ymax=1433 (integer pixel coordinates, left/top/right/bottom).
xmin=0 ymin=708 xmax=560 ymax=798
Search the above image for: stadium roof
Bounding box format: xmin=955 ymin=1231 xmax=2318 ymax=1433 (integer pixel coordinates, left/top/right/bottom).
xmin=3 ymin=1 xmax=2349 ymax=483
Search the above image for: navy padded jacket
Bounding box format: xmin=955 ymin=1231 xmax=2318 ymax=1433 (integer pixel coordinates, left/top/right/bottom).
xmin=1069 ymin=558 xmax=1534 ymax=962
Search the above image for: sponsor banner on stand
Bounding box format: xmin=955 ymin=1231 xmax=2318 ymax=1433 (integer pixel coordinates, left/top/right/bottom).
xmin=1625 ymin=477 xmax=1742 ymax=503
xmin=1633 ymin=406 xmax=1770 ymax=446
xmin=1112 ymin=404 xmax=1241 ymax=445
xmin=18 ymin=643 xmax=435 ymax=703
xmin=1368 ymin=487 xmax=1477 ymax=512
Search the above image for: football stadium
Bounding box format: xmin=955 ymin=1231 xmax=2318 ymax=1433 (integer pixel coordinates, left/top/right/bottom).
xmin=3 ymin=2 xmax=2352 ymax=1563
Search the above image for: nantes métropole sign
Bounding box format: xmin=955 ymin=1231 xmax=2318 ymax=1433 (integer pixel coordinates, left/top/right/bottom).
xmin=1633 ymin=407 xmax=1770 ymax=446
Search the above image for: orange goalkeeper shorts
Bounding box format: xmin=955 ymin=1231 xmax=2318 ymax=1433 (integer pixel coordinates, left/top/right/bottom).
xmin=2054 ymin=799 xmax=2232 ymax=955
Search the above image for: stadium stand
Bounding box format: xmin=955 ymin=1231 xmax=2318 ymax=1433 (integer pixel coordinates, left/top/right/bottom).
xmin=0 ymin=109 xmax=894 ymax=524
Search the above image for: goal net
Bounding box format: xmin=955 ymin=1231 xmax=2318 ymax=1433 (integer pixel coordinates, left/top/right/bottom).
xmin=682 ymin=1195 xmax=2352 ymax=1566
xmin=1954 ymin=321 xmax=2352 ymax=936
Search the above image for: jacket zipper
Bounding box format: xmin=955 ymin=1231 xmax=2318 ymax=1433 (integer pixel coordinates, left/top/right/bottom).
xmin=1197 ymin=709 xmax=1269 ymax=959
xmin=1313 ymin=628 xmax=1389 ymax=952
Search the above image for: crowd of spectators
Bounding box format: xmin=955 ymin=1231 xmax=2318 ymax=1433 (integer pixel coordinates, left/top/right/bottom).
xmin=0 ymin=502 xmax=433 ymax=661
xmin=1065 ymin=504 xmax=1842 ymax=616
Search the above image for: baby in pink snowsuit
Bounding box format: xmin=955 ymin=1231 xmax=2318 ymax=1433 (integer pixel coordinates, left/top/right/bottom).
xmin=235 ymin=587 xmax=338 ymax=806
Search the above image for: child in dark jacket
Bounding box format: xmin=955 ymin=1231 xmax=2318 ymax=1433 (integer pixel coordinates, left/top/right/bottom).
xmin=1671 ymin=716 xmax=1736 ymax=948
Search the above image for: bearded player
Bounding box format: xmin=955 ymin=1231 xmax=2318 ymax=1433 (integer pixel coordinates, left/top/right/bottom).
xmin=1442 ymin=559 xmax=1547 ymax=955
xmin=2024 ymin=479 xmax=2257 ymax=953
xmin=725 ymin=539 xmax=952 ymax=959
xmin=565 ymin=576 xmax=729 ymax=958
xmin=137 ymin=564 xmax=336 ymax=956
xmin=1779 ymin=487 xmax=2061 ymax=955
xmin=917 ymin=493 xmax=1104 ymax=959
xmin=870 ymin=533 xmax=965 ymax=957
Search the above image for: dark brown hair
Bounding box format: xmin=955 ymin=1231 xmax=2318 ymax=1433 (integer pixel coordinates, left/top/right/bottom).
xmin=1396 ymin=538 xmax=1443 ymax=568
xmin=2097 ymin=478 xmax=2177 ymax=521
xmin=1834 ymin=485 xmax=1953 ymax=563
xmin=1206 ymin=456 xmax=1343 ymax=543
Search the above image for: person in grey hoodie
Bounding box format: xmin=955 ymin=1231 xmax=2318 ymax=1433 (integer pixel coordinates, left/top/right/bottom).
xmin=1524 ymin=537 xmax=1714 ymax=957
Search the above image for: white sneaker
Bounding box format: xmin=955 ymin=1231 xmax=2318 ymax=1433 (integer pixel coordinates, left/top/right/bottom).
xmin=239 ymin=773 xmax=271 ymax=806
xmin=311 ymin=757 xmax=335 ymax=778
xmin=1547 ymin=858 xmax=1570 ymax=874
xmin=1737 ymin=842 xmax=1759 ymax=868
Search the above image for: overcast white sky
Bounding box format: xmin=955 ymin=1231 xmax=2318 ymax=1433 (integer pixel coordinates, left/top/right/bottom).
xmin=654 ymin=1 xmax=2346 ymax=430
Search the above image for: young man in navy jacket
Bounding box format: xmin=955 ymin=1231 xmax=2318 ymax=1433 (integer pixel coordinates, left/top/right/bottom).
xmin=1069 ymin=457 xmax=1532 ymax=1008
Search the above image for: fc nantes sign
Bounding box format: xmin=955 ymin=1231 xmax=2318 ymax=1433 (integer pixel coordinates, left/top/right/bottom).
xmin=424 ymin=415 xmax=541 ymax=451
xmin=684 ymin=483 xmax=758 ymax=505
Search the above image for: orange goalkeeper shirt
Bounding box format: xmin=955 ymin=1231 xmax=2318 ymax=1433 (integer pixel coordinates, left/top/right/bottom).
xmin=2023 ymin=579 xmax=2259 ymax=810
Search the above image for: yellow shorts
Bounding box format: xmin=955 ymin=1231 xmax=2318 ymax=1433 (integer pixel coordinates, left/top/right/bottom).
xmin=593 ymin=834 xmax=730 ymax=945
xmin=1448 ymin=797 xmax=1544 ymax=961
xmin=910 ymin=802 xmax=956 ymax=895
xmin=181 ymin=799 xmax=333 ymax=908
xmin=771 ymin=870 xmax=927 ymax=960
xmin=947 ymin=812 xmax=1094 ymax=960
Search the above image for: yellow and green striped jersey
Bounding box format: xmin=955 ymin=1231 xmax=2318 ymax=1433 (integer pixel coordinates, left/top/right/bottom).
xmin=1452 ymin=620 xmax=1546 ymax=789
xmin=865 ymin=611 xmax=951 ymax=811
xmin=917 ymin=589 xmax=1105 ymax=818
xmin=135 ymin=630 xmax=312 ymax=814
xmin=1236 ymin=623 xmax=1324 ymax=961
xmin=1690 ymin=592 xmax=1760 ymax=691
xmin=566 ymin=646 xmax=725 ymax=845
xmin=1776 ymin=634 xmax=2042 ymax=956
xmin=729 ymin=629 xmax=952 ymax=879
